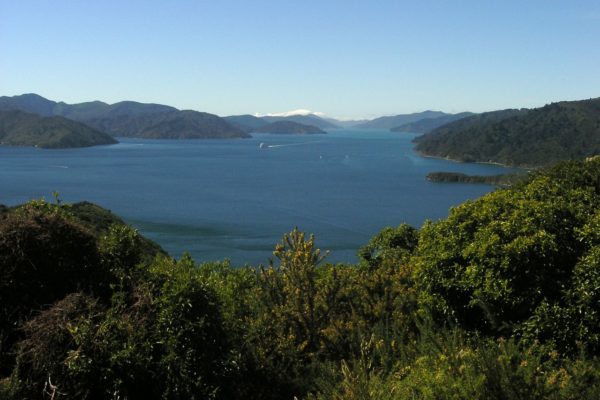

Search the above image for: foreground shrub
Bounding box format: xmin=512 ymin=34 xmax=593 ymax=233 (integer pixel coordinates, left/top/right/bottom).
xmin=312 ymin=326 xmax=600 ymax=400
xmin=0 ymin=202 xmax=105 ymax=375
xmin=414 ymin=160 xmax=600 ymax=337
xmin=7 ymin=256 xmax=231 ymax=400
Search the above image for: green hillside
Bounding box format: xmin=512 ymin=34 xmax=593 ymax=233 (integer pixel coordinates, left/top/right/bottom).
xmin=415 ymin=98 xmax=600 ymax=167
xmin=0 ymin=110 xmax=117 ymax=148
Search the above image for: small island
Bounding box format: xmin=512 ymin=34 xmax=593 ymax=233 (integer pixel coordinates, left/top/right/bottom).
xmin=252 ymin=120 xmax=326 ymax=134
xmin=426 ymin=171 xmax=524 ymax=187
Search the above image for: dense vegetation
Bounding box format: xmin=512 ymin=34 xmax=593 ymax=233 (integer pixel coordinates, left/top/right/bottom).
xmin=253 ymin=120 xmax=326 ymax=134
xmin=414 ymin=98 xmax=600 ymax=167
xmin=2 ymin=160 xmax=600 ymax=399
xmin=391 ymin=112 xmax=474 ymax=133
xmin=426 ymin=171 xmax=525 ymax=187
xmin=0 ymin=110 xmax=117 ymax=148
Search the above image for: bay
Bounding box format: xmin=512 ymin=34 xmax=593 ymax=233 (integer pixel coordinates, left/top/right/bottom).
xmin=0 ymin=129 xmax=518 ymax=265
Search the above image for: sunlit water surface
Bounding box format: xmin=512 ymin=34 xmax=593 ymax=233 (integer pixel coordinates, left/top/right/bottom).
xmin=0 ymin=130 xmax=518 ymax=265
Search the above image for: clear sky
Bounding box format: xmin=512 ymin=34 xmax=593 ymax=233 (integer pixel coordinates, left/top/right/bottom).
xmin=2 ymin=1 xmax=599 ymax=119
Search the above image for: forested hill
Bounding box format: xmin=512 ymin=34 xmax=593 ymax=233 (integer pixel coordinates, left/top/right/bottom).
xmin=0 ymin=110 xmax=117 ymax=148
xmin=414 ymin=97 xmax=600 ymax=167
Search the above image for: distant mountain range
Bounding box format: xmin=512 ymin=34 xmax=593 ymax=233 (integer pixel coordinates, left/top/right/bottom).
xmin=223 ymin=115 xmax=269 ymax=132
xmin=391 ymin=112 xmax=475 ymax=133
xmin=414 ymin=98 xmax=600 ymax=167
xmin=223 ymin=115 xmax=329 ymax=135
xmin=0 ymin=94 xmax=248 ymax=143
xmin=0 ymin=110 xmax=117 ymax=148
xmin=260 ymin=115 xmax=338 ymax=130
xmin=0 ymin=93 xmax=177 ymax=120
xmin=252 ymin=120 xmax=326 ymax=134
xmin=355 ymin=111 xmax=450 ymax=130
xmin=84 ymin=110 xmax=250 ymax=139
xmin=223 ymin=111 xmax=481 ymax=132
xmin=21 ymin=90 xmax=600 ymax=167
xmin=224 ymin=114 xmax=336 ymax=133
xmin=323 ymin=118 xmax=369 ymax=128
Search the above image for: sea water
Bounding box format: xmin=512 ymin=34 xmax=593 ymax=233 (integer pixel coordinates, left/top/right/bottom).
xmin=0 ymin=130 xmax=518 ymax=265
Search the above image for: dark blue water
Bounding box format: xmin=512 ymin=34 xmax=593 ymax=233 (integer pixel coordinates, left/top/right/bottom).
xmin=0 ymin=130 xmax=517 ymax=265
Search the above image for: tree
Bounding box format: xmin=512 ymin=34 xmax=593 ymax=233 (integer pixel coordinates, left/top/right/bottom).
xmin=0 ymin=201 xmax=105 ymax=375
xmin=414 ymin=166 xmax=598 ymax=333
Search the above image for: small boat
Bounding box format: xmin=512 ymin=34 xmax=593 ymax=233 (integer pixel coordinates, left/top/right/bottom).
xmin=259 ymin=142 xmax=267 ymax=149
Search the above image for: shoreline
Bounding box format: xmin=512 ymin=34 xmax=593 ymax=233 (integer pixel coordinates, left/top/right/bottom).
xmin=414 ymin=149 xmax=536 ymax=170
xmin=425 ymin=171 xmax=524 ymax=187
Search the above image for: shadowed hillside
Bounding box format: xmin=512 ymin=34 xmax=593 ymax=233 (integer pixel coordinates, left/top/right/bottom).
xmin=0 ymin=110 xmax=117 ymax=148
xmin=415 ymin=98 xmax=600 ymax=167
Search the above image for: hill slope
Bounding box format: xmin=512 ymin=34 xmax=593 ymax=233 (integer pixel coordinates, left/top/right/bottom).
xmin=0 ymin=110 xmax=117 ymax=148
xmin=415 ymin=98 xmax=600 ymax=167
xmin=391 ymin=112 xmax=474 ymax=133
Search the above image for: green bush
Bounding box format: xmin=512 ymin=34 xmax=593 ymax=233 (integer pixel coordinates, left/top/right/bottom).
xmin=414 ymin=164 xmax=598 ymax=334
xmin=0 ymin=202 xmax=105 ymax=375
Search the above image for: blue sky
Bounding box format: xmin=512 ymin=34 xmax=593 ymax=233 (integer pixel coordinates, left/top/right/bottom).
xmin=2 ymin=1 xmax=599 ymax=119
